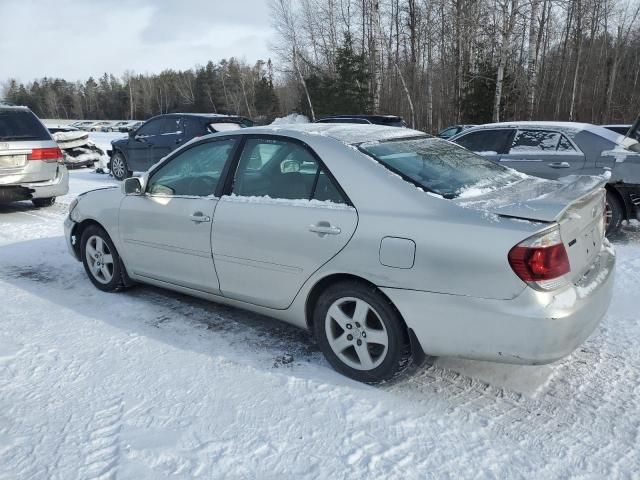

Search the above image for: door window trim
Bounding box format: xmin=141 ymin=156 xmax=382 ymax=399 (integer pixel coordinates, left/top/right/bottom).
xmin=145 ymin=136 xmax=242 ymax=199
xmin=219 ymin=133 xmax=353 ymax=207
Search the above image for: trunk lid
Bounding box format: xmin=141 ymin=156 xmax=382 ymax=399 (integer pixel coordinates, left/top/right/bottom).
xmin=454 ymin=174 xmax=607 ymax=282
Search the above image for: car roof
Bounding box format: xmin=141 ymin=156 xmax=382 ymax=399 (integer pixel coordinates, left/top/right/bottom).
xmin=318 ymin=114 xmax=404 ymax=121
xmin=224 ymin=123 xmax=426 ymax=145
xmin=457 ymin=121 xmax=625 ymax=144
xmin=0 ymin=105 xmax=31 ymax=112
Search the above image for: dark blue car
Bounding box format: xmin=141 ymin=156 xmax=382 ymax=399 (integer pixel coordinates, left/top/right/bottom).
xmin=108 ymin=113 xmax=253 ymax=180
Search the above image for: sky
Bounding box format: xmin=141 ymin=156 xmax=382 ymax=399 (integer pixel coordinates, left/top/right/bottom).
xmin=0 ymin=0 xmax=273 ymax=83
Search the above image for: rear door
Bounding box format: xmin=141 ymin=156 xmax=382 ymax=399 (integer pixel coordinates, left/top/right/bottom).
xmin=119 ymin=138 xmax=238 ymax=292
xmin=498 ymin=129 xmax=586 ymax=179
xmin=211 ymin=136 xmax=358 ymax=309
xmin=452 ymin=128 xmax=515 ymax=163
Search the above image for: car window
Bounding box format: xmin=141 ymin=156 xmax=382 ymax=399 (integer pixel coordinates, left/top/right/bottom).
xmin=159 ymin=117 xmax=182 ymax=135
xmin=510 ymin=130 xmax=560 ymax=152
xmin=557 ymin=135 xmax=577 ymax=152
xmin=232 ymin=138 xmax=347 ymax=203
xmin=136 ymin=119 xmax=163 ymax=137
xmin=438 ymin=127 xmax=459 ymax=139
xmin=454 ymin=129 xmax=513 ymax=154
xmin=360 ymin=137 xmax=521 ymax=199
xmin=147 ymin=139 xmax=236 ymax=197
xmin=0 ymin=109 xmax=51 ymax=141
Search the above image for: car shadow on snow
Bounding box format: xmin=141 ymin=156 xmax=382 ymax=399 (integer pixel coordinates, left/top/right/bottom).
xmin=0 ymin=235 xmax=374 ymax=389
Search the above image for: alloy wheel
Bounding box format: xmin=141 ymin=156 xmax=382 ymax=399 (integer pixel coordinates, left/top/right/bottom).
xmin=85 ymin=235 xmax=115 ymax=284
xmin=324 ymin=297 xmax=389 ymax=371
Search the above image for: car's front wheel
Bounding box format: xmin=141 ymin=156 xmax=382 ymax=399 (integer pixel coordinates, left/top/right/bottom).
xmin=110 ymin=152 xmax=131 ymax=181
xmin=32 ymin=197 xmax=56 ymax=207
xmin=313 ymin=281 xmax=411 ymax=383
xmin=80 ymin=225 xmax=127 ymax=292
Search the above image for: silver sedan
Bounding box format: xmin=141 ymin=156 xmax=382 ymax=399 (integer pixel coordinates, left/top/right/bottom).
xmin=64 ymin=124 xmax=615 ymax=383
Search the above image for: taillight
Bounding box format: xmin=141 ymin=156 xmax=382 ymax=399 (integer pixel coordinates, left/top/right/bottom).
xmin=28 ymin=147 xmax=63 ymax=163
xmin=508 ymin=227 xmax=570 ymax=290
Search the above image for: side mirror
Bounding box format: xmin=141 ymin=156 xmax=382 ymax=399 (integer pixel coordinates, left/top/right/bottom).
xmin=123 ymin=177 xmax=142 ymax=195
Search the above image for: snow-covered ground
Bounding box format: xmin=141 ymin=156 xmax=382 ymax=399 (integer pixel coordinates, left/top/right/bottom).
xmin=1 ymin=170 xmax=639 ymax=479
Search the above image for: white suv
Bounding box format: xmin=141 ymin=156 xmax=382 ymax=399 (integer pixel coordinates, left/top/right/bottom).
xmin=0 ymin=105 xmax=69 ymax=207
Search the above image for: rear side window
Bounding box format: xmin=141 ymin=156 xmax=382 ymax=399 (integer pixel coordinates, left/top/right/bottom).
xmin=454 ymin=129 xmax=513 ymax=154
xmin=232 ymin=138 xmax=347 ymax=203
xmin=511 ymin=130 xmax=560 ymax=152
xmin=0 ymin=110 xmax=51 ymax=141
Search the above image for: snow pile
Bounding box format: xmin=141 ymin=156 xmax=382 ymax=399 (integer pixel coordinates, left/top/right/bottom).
xmin=270 ymin=114 xmax=310 ymax=125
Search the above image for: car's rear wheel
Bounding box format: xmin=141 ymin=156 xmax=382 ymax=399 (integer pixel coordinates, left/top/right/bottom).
xmin=32 ymin=197 xmax=56 ymax=208
xmin=80 ymin=225 xmax=127 ymax=292
xmin=313 ymin=281 xmax=411 ymax=383
xmin=605 ymin=191 xmax=623 ymax=236
xmin=110 ymin=152 xmax=131 ymax=181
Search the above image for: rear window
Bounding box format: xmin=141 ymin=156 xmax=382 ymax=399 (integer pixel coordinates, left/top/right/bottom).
xmin=0 ymin=110 xmax=51 ymax=141
xmin=360 ymin=137 xmax=522 ymax=199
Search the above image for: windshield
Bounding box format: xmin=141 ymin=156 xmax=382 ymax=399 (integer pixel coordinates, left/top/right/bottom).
xmin=359 ymin=137 xmax=522 ymax=198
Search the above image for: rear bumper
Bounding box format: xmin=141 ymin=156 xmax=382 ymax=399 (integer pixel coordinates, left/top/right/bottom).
xmin=383 ymin=242 xmax=615 ymax=365
xmin=0 ymin=165 xmax=69 ymax=201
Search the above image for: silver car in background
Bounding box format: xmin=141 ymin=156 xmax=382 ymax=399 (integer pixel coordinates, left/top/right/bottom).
xmin=64 ymin=124 xmax=614 ymax=383
xmin=450 ymin=121 xmax=640 ymax=235
xmin=0 ymin=105 xmax=69 ymax=206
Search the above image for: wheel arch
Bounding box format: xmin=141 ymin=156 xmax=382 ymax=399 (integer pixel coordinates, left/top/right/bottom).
xmin=304 ymin=273 xmax=424 ymax=361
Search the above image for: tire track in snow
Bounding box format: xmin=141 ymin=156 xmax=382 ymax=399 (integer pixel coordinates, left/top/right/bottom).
xmin=77 ymin=397 xmax=124 ymax=480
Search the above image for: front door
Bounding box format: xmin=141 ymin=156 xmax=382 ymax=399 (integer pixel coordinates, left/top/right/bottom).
xmin=149 ymin=116 xmax=184 ymax=167
xmin=127 ymin=118 xmax=163 ymax=171
xmin=498 ymin=129 xmax=586 ymax=179
xmin=211 ymin=136 xmax=358 ymax=309
xmin=119 ymin=138 xmax=238 ymax=293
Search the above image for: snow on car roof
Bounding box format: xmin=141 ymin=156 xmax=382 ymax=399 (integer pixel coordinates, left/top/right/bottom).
xmin=239 ymin=123 xmax=426 ymax=145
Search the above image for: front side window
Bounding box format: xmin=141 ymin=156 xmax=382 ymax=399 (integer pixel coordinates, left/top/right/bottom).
xmin=136 ymin=119 xmax=162 ymax=137
xmin=147 ymin=139 xmax=236 ymax=197
xmin=232 ymin=138 xmax=346 ymax=203
xmin=454 ymin=129 xmax=514 ymax=154
xmin=360 ymin=137 xmax=521 ymax=199
xmin=510 ymin=130 xmax=561 ymax=152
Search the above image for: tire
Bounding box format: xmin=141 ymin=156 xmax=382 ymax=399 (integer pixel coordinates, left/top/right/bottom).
xmin=110 ymin=151 xmax=131 ymax=181
xmin=313 ymin=281 xmax=411 ymax=383
xmin=605 ymin=191 xmax=623 ymax=236
xmin=80 ymin=225 xmax=127 ymax=292
xmin=32 ymin=197 xmax=56 ymax=208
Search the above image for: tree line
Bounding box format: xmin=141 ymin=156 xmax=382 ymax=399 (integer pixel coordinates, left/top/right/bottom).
xmin=3 ymin=0 xmax=640 ymax=132
xmin=3 ymin=58 xmax=280 ymax=123
xmin=271 ymin=0 xmax=640 ymax=131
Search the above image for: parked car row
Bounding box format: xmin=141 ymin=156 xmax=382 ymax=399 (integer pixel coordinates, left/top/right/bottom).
xmin=70 ymin=119 xmax=143 ymax=132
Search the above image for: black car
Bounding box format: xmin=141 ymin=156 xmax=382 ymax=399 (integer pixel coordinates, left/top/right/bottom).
xmin=315 ymin=114 xmax=406 ymax=127
xmin=108 ymin=113 xmax=253 ymax=180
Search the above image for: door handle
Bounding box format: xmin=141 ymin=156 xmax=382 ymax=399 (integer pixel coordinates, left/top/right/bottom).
xmin=309 ymin=222 xmax=341 ymax=236
xmin=548 ymin=162 xmax=570 ymax=168
xmin=190 ymin=212 xmax=211 ymax=223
